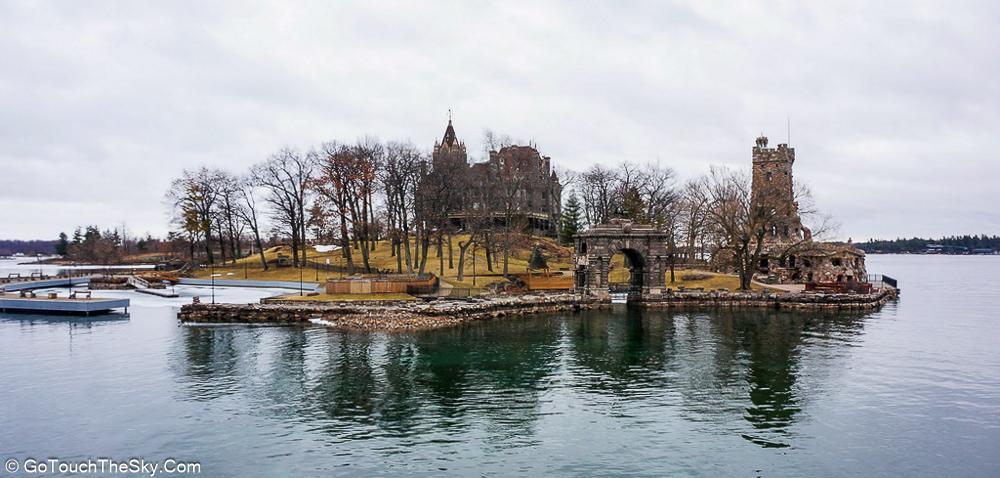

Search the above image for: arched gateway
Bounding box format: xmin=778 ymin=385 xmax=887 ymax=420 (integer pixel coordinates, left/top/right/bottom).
xmin=574 ymin=219 xmax=670 ymax=300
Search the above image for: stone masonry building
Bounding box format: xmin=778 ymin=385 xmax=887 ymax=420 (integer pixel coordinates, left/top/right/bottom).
xmin=750 ymin=135 xmax=867 ymax=284
xmin=431 ymin=117 xmax=563 ymax=235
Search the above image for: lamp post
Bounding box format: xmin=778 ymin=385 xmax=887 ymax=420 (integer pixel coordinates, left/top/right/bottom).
xmin=210 ymin=273 xmax=220 ymax=304
xmin=299 ymin=265 xmax=304 ymax=296
xmin=210 ymin=272 xmax=234 ymax=304
xmin=472 ymin=242 xmax=477 ymax=287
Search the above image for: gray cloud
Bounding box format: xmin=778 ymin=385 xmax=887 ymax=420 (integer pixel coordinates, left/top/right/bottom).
xmin=1 ymin=0 xmax=997 ymax=240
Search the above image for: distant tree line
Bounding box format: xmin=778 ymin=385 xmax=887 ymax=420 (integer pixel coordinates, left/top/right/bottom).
xmin=859 ymin=235 xmax=1000 ymax=253
xmin=0 ymin=239 xmax=56 ymax=256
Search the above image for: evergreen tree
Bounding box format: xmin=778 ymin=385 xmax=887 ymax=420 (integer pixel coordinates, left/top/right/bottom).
xmin=528 ymin=244 xmax=548 ymax=271
xmin=559 ymin=193 xmax=582 ymax=245
xmin=618 ymin=186 xmax=645 ymax=222
xmin=55 ymin=232 xmax=69 ymax=256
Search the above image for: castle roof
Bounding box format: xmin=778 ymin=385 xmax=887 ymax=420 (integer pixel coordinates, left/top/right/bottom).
xmin=442 ymin=119 xmax=458 ymax=147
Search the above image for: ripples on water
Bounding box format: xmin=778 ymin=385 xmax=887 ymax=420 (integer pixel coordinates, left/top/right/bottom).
xmin=1 ymin=256 xmax=999 ymax=476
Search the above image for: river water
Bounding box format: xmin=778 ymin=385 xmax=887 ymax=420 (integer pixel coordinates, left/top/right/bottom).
xmin=1 ymin=255 xmax=998 ymax=476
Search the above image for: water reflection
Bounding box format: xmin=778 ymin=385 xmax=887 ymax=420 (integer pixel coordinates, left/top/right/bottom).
xmin=0 ymin=312 xmax=130 ymax=327
xmin=172 ymin=307 xmax=870 ymax=449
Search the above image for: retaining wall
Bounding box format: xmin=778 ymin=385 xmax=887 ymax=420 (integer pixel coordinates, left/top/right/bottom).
xmin=179 ymin=288 xmax=898 ymax=331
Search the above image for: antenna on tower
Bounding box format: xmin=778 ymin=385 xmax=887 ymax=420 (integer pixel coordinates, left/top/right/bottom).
xmin=448 ymin=108 xmax=453 ymax=122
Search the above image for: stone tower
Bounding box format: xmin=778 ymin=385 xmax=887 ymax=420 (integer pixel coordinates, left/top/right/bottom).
xmin=751 ymin=135 xmax=810 ymax=243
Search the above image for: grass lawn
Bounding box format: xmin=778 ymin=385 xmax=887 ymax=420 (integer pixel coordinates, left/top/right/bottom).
xmin=274 ymin=292 xmax=416 ymax=302
xmin=607 ymin=253 xmax=777 ymax=292
xmin=194 ymin=235 xmax=575 ymax=288
xmin=195 ymin=241 xmax=778 ymax=293
xmin=664 ymin=269 xmax=778 ymax=292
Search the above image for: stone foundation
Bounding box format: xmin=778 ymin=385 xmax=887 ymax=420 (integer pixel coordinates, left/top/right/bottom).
xmin=178 ymin=288 xmax=898 ymax=331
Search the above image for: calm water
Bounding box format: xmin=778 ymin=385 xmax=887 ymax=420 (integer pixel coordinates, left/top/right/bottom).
xmin=1 ymin=255 xmax=998 ymax=476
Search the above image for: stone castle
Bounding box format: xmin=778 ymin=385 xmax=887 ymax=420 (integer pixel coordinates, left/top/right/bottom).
xmin=750 ymin=135 xmax=867 ymax=284
xmin=431 ymin=118 xmax=563 ymax=234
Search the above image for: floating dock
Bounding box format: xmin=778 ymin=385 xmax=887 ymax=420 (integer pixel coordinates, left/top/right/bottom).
xmin=0 ymin=293 xmax=129 ymax=315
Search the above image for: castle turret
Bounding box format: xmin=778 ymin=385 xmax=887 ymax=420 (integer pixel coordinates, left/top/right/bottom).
xmin=751 ymin=135 xmax=808 ymax=243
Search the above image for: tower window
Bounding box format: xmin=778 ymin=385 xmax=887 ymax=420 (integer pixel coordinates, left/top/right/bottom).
xmin=766 ymin=172 xmax=773 ymax=181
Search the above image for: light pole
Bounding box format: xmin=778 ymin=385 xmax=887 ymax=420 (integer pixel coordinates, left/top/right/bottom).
xmin=211 ymin=273 xmax=220 ymax=304
xmin=472 ymin=242 xmax=477 ymax=287
xmin=299 ymin=265 xmax=304 ymax=296
xmin=211 ymin=272 xmax=233 ymax=304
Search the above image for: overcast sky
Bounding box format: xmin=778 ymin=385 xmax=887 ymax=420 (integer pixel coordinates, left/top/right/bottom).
xmin=1 ymin=1 xmax=997 ymax=241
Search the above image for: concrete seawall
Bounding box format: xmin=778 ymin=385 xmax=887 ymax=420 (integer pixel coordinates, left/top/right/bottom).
xmin=178 ymin=288 xmax=899 ymax=331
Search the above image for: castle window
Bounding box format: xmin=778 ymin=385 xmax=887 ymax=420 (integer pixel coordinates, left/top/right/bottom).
xmin=832 ymin=258 xmax=842 ymax=267
xmin=766 ymin=172 xmax=773 ymax=181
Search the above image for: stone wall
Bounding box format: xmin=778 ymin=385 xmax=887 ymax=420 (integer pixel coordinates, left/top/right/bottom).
xmin=179 ymin=289 xmax=898 ymax=331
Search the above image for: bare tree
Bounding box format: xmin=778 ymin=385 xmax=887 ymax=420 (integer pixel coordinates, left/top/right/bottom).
xmin=579 ymin=164 xmax=620 ymax=226
xmin=493 ymin=154 xmax=529 ymax=276
xmin=314 ymin=141 xmax=356 ymax=272
xmin=252 ymin=148 xmax=313 ymax=267
xmin=381 ymin=141 xmax=422 ymax=273
xmin=313 ymin=139 xmax=380 ymax=273
xmin=165 ymin=167 xmax=227 ymax=264
xmin=419 ymin=152 xmax=465 ymax=276
xmin=236 ymin=175 xmax=269 ymax=271
xmin=680 ymin=177 xmax=710 ymax=262
xmin=455 ymin=170 xmax=493 ymax=282
xmin=216 ymin=172 xmax=245 ymax=264
xmin=695 ymin=166 xmax=782 ymax=290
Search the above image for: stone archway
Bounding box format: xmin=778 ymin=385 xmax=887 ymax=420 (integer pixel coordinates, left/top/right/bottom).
xmin=573 ymin=219 xmax=670 ymax=300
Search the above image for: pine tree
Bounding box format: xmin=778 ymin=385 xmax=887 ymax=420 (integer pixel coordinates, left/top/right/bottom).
xmin=559 ymin=193 xmax=582 ymax=245
xmin=619 ymin=186 xmax=645 ymax=222
xmin=528 ymin=244 xmax=548 ymax=271
xmin=55 ymin=232 xmax=69 ymax=256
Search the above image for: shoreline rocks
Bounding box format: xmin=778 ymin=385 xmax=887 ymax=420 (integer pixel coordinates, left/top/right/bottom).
xmin=178 ymin=288 xmax=899 ymax=331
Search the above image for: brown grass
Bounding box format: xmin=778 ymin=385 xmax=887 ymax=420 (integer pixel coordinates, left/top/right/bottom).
xmin=193 ymin=234 xmax=575 ymax=288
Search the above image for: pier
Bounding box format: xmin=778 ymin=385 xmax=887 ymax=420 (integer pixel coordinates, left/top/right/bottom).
xmin=0 ymin=293 xmax=129 ymax=315
xmin=1 ymin=278 xmax=129 ymax=315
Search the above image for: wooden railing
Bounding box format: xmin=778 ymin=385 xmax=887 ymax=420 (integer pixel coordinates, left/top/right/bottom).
xmin=127 ymin=275 xmax=150 ymax=289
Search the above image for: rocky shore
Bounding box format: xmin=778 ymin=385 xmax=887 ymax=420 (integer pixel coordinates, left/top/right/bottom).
xmin=178 ymin=288 xmax=899 ymax=331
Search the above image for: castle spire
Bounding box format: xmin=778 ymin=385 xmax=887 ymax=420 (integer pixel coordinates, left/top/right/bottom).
xmin=442 ymin=111 xmax=458 ymax=147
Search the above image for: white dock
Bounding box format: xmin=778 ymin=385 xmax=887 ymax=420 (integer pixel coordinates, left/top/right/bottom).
xmin=0 ymin=293 xmax=129 ymax=315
